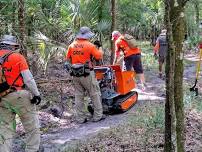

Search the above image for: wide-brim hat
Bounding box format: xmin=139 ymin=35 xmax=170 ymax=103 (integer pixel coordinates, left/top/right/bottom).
xmin=0 ymin=35 xmax=19 ymax=46
xmin=76 ymin=26 xmax=95 ymax=39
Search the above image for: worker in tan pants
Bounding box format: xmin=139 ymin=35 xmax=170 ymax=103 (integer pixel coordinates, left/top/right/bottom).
xmin=73 ymin=71 xmax=103 ymax=122
xmin=0 ymin=90 xmax=40 ymax=152
xmin=0 ymin=35 xmax=41 ymax=152
xmin=66 ymin=27 xmax=104 ymax=123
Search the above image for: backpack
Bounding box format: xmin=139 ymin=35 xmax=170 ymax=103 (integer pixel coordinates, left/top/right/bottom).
xmin=0 ymin=51 xmax=16 ymax=97
xmin=123 ymin=34 xmax=137 ymax=49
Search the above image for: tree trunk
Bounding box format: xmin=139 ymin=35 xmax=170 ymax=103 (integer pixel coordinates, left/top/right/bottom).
xmin=172 ymin=6 xmax=186 ymax=152
xmin=164 ymin=0 xmax=176 ymax=151
xmin=11 ymin=1 xmax=16 ymax=35
xmin=164 ymin=0 xmax=188 ymax=151
xmin=98 ymin=0 xmax=105 ymax=42
xmin=110 ymin=0 xmax=116 ymax=64
xmin=18 ymin=0 xmax=27 ymax=57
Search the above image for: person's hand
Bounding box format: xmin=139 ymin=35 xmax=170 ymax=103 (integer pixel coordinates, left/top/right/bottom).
xmin=64 ymin=62 xmax=71 ymax=72
xmin=31 ymin=96 xmax=41 ymax=105
xmin=154 ymin=53 xmax=158 ymax=60
xmin=94 ymin=40 xmax=102 ymax=48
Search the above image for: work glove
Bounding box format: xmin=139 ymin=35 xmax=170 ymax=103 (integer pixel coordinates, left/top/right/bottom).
xmin=94 ymin=40 xmax=102 ymax=48
xmin=153 ymin=53 xmax=158 ymax=60
xmin=31 ymin=96 xmax=41 ymax=105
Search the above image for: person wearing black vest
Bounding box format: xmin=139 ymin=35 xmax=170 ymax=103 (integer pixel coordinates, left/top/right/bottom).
xmin=153 ymin=29 xmax=168 ymax=79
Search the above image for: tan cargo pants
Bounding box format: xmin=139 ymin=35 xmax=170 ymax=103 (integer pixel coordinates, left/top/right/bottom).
xmin=73 ymin=71 xmax=103 ymax=123
xmin=0 ymin=90 xmax=40 ymax=152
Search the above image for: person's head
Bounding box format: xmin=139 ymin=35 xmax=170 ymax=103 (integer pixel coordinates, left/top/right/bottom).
xmin=112 ymin=31 xmax=121 ymax=41
xmin=161 ymin=29 xmax=167 ymax=34
xmin=0 ymin=35 xmax=19 ymax=51
xmin=76 ymin=26 xmax=95 ymax=40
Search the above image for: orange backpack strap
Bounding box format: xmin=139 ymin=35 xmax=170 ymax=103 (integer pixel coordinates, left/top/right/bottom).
xmin=0 ymin=51 xmax=16 ymax=65
xmin=0 ymin=51 xmax=18 ymax=97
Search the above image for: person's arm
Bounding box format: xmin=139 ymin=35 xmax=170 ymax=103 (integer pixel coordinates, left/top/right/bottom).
xmin=18 ymin=54 xmax=41 ymax=105
xmin=91 ymin=45 xmax=103 ymax=60
xmin=153 ymin=41 xmax=160 ymax=54
xmin=66 ymin=45 xmax=72 ymax=61
xmin=113 ymin=41 xmax=120 ymax=64
xmin=21 ymin=70 xmax=40 ymax=96
xmin=64 ymin=46 xmax=72 ymax=71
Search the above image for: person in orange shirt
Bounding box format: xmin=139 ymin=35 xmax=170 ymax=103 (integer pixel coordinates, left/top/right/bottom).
xmin=153 ymin=29 xmax=168 ymax=78
xmin=112 ymin=31 xmax=146 ymax=90
xmin=65 ymin=26 xmax=105 ymax=123
xmin=0 ymin=35 xmax=41 ymax=152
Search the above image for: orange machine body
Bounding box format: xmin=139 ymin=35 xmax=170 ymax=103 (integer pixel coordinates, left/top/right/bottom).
xmin=90 ymin=64 xmax=138 ymax=114
xmin=111 ymin=65 xmax=136 ymax=95
xmin=95 ymin=65 xmax=136 ymax=95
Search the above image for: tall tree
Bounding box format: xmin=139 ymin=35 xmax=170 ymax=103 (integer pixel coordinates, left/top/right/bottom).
xmin=164 ymin=0 xmax=176 ymax=151
xmin=110 ymin=0 xmax=116 ymax=64
xmin=173 ymin=1 xmax=187 ymax=151
xmin=164 ymin=0 xmax=189 ymax=151
xmin=18 ymin=0 xmax=27 ymax=57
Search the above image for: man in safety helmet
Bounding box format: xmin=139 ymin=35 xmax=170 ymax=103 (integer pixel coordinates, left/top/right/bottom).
xmin=65 ymin=26 xmax=105 ymax=123
xmin=112 ymin=31 xmax=146 ymax=90
xmin=0 ymin=35 xmax=41 ymax=151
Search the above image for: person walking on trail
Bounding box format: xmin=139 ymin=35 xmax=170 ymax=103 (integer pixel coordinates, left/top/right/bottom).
xmin=65 ymin=26 xmax=105 ymax=123
xmin=0 ymin=35 xmax=41 ymax=152
xmin=153 ymin=29 xmax=168 ymax=79
xmin=112 ymin=31 xmax=146 ymax=90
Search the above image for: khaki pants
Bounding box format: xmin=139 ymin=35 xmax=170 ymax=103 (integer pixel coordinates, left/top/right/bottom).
xmin=73 ymin=71 xmax=103 ymax=122
xmin=0 ymin=90 xmax=40 ymax=152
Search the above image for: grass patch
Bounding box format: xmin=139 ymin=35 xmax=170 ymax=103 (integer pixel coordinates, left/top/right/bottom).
xmin=142 ymin=53 xmax=158 ymax=70
xmin=184 ymin=86 xmax=202 ymax=112
xmin=137 ymin=41 xmax=159 ymax=70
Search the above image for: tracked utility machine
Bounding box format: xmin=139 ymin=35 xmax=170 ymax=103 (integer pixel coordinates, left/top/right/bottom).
xmin=88 ymin=65 xmax=138 ymax=114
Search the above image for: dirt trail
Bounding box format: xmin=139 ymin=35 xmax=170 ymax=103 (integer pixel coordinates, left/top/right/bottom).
xmin=38 ymin=68 xmax=166 ymax=151
xmin=12 ymin=54 xmax=200 ymax=152
xmin=39 ymin=56 xmax=202 ymax=151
